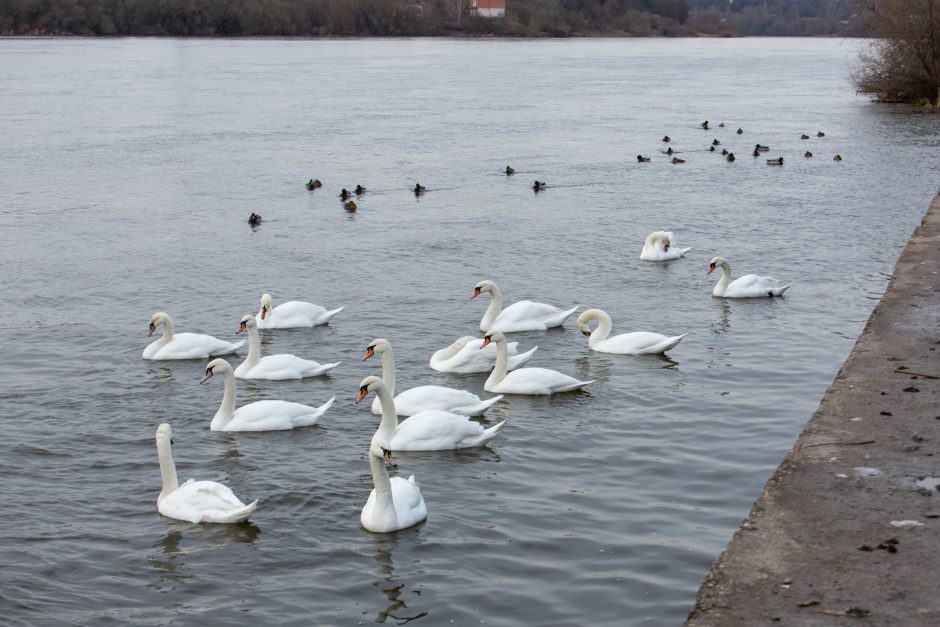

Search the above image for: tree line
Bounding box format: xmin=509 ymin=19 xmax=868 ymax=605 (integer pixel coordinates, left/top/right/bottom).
xmin=0 ymin=0 xmax=859 ymax=37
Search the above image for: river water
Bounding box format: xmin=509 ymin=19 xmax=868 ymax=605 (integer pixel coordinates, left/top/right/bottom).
xmin=1 ymin=37 xmax=938 ymax=626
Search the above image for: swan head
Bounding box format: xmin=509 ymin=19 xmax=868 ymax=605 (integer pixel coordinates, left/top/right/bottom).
xmin=480 ymin=330 xmax=507 ymax=348
xmin=236 ymin=314 xmax=257 ymax=334
xmin=707 ymin=257 xmax=728 ymax=275
xmin=646 ymin=231 xmax=671 ymax=251
xmin=156 ymin=422 xmax=174 ymax=446
xmin=148 ymin=312 xmax=170 ymax=337
xmin=200 ymin=358 xmax=232 ymax=384
xmin=472 ymin=280 xmax=496 ymax=299
xmin=259 ymin=293 xmax=274 ymax=319
xmin=577 ymin=309 xmax=606 ymax=337
xmin=363 ymin=339 xmax=390 ymax=361
xmin=356 ymin=375 xmax=387 ymax=403
xmin=369 ymin=437 xmax=398 ymax=467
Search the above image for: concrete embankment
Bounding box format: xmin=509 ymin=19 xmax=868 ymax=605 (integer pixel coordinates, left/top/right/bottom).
xmin=686 ymin=193 xmax=940 ymax=626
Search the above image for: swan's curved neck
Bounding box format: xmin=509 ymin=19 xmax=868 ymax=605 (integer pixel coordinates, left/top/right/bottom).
xmin=160 ymin=318 xmax=175 ymax=342
xmin=485 ymin=338 xmax=509 ymax=389
xmin=379 ymin=348 xmax=396 ymax=397
xmin=211 ymin=369 xmax=237 ymax=430
xmin=588 ymin=312 xmax=613 ymax=345
xmin=438 ymin=337 xmax=471 ymax=361
xmin=374 ymin=383 xmax=400 ymax=433
xmin=714 ymin=260 xmax=733 ymax=292
xmin=480 ymin=286 xmax=503 ymax=331
xmin=368 ymin=453 xmax=397 ymax=528
xmin=156 ymin=437 xmax=179 ymax=504
xmin=244 ymin=324 xmax=262 ymax=367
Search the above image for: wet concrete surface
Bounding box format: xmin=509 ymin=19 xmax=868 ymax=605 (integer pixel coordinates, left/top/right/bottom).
xmin=686 ymin=193 xmax=940 ymax=626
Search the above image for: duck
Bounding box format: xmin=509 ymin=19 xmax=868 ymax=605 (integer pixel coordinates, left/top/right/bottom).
xmin=359 ymin=434 xmax=427 ymax=533
xmin=577 ymin=309 xmax=685 ymax=355
xmin=505 ymin=166 xmax=515 ymax=175
xmin=355 ymin=184 xmax=366 ymax=195
xmin=755 ymin=144 xmax=770 ymax=152
xmin=344 ymin=200 xmax=358 ymax=212
xmin=306 ymin=179 xmax=316 ymax=191
xmin=340 ymin=188 xmax=351 ymax=200
xmin=357 ymin=376 xmax=505 ymax=451
xmin=671 ymin=157 xmax=685 ymax=164
xmin=833 ymin=154 xmax=843 ymax=161
xmin=248 ymin=213 xmax=262 ymax=227
xmin=804 ymin=151 xmax=813 ymax=158
xmin=143 ymin=312 xmax=246 ymax=360
xmin=364 ymin=339 xmax=502 ymax=417
xmin=817 ymin=131 xmax=826 ymax=137
xmin=752 ymin=148 xmax=760 ymax=157
xmin=767 ymin=157 xmax=783 ymax=165
xmin=708 ymin=256 xmax=790 ymax=298
xmin=414 ymin=183 xmax=425 ymax=195
xmin=255 ymin=293 xmax=344 ymax=329
xmin=640 ymin=231 xmax=692 ymax=261
xmin=709 ymin=145 xmax=716 ymax=152
xmin=155 ymin=423 xmax=257 ymax=524
xmin=701 ymin=121 xmax=709 ymax=130
xmin=712 ymin=138 xmax=721 ymax=146
xmin=801 ymin=134 xmax=810 ymax=140
xmin=481 ymin=331 xmax=593 ymax=395
xmin=666 ymin=147 xmax=674 ymax=155
xmin=737 ymin=128 xmax=743 ymax=134
xmin=533 ymin=180 xmax=545 ymax=191
xmin=472 ymin=279 xmax=578 ymax=333
xmin=719 ymin=122 xmax=726 ymax=128
xmin=662 ymin=135 xmax=671 ymax=142
xmin=637 ymin=155 xmax=651 ymax=163
xmin=429 ymin=335 xmax=538 ymax=374
xmin=234 ymin=314 xmax=340 ymax=380
xmin=201 ymin=358 xmax=334 ymax=431
xmin=726 ymin=153 xmax=736 ymax=162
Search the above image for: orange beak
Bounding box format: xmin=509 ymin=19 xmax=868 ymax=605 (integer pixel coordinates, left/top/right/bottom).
xmin=148 ymin=323 xmax=156 ymax=337
xmin=471 ymin=288 xmax=481 ymax=299
xmin=199 ymin=371 xmax=213 ymax=384
xmin=260 ymin=306 xmax=267 ymax=320
xmin=356 ymin=388 xmax=368 ymax=404
xmin=480 ymin=337 xmax=491 ymax=348
xmin=707 ymin=265 xmax=715 ymax=274
xmin=363 ymin=347 xmax=374 ymax=361
xmin=236 ymin=322 xmax=246 ymax=334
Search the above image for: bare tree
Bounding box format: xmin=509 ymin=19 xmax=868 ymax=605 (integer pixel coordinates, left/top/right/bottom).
xmin=853 ymin=0 xmax=940 ymax=107
xmin=446 ymin=0 xmax=469 ymax=23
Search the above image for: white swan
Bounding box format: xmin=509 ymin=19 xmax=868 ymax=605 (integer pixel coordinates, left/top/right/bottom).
xmin=364 ymin=339 xmax=503 ymax=417
xmin=234 ymin=314 xmax=340 ymax=380
xmin=708 ymin=256 xmax=790 ymax=298
xmin=155 ymin=423 xmax=257 ymax=523
xmin=357 ymin=376 xmax=505 ymax=451
xmin=472 ymin=280 xmax=578 ymax=333
xmin=640 ymin=231 xmax=692 ymax=261
xmin=429 ymin=335 xmax=538 ymax=374
xmin=577 ymin=309 xmax=686 ymax=354
xmin=360 ymin=436 xmax=427 ymax=533
xmin=255 ymin=293 xmax=344 ymax=329
xmin=201 ymin=358 xmax=334 ymax=431
xmin=481 ymin=331 xmax=594 ymax=395
xmin=143 ymin=312 xmax=246 ymax=360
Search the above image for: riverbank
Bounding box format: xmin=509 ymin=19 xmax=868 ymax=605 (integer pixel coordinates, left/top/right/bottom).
xmin=686 ymin=193 xmax=940 ymax=625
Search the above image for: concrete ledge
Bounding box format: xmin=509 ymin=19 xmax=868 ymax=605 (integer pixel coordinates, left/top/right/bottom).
xmin=686 ymin=193 xmax=940 ymax=626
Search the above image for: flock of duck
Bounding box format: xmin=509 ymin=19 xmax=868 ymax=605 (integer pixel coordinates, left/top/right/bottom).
xmin=149 ymin=238 xmax=791 ymax=533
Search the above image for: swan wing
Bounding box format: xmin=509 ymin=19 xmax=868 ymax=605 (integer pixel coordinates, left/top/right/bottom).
xmin=159 ymin=480 xmax=257 ymax=523
xmin=392 ymin=476 xmax=428 ymax=527
xmin=491 ymin=301 xmax=577 ymax=332
xmin=226 ymin=399 xmax=329 ymax=431
xmin=391 ymin=411 xmax=496 ymax=450
xmin=726 ymin=274 xmax=789 ymax=298
xmin=493 ymin=367 xmax=593 ymax=395
xmin=392 ymin=385 xmax=488 ymax=417
xmin=594 ymin=332 xmax=686 ymax=354
xmin=258 ymin=300 xmax=335 ymax=328
xmin=241 ymin=354 xmax=340 ymax=380
xmin=430 ymin=338 xmax=525 ymax=373
xmin=151 ymin=334 xmax=245 ymax=360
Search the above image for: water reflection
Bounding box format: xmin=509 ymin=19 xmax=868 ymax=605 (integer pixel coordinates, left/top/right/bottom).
xmin=710 ymin=299 xmax=732 ymax=336
xmin=147 ymin=529 xmax=190 ymax=592
xmin=369 ymin=540 xmax=428 ymax=625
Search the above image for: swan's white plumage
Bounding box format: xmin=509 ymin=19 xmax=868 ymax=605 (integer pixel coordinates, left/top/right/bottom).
xmin=255 ymin=293 xmax=344 ymax=329
xmin=473 ymin=280 xmax=578 ymax=333
xmin=366 ymin=339 xmax=502 ymax=417
xmin=708 ymin=256 xmax=790 ymax=298
xmin=234 ymin=315 xmax=340 ymax=380
xmin=577 ymin=309 xmax=686 ymax=354
xmin=482 ymin=331 xmax=593 ymax=395
xmin=156 ymin=423 xmax=257 ymax=524
xmin=143 ymin=312 xmax=245 ymax=360
xmin=203 ymin=358 xmax=333 ymax=431
xmin=360 ymin=451 xmax=427 ymax=533
xmin=429 ymin=336 xmax=538 ymax=374
xmin=640 ymin=231 xmax=692 ymax=261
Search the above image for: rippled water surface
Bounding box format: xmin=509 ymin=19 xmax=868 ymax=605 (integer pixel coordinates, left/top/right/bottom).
xmin=2 ymin=37 xmax=939 ymax=626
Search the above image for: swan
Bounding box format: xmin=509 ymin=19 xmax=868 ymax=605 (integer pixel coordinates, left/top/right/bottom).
xmin=143 ymin=312 xmax=246 ymax=361
xmin=364 ymin=339 xmax=503 ymax=417
xmin=708 ymin=256 xmax=790 ymax=298
xmin=481 ymin=331 xmax=594 ymax=395
xmin=255 ymin=293 xmax=344 ymax=329
xmin=472 ymin=280 xmax=578 ymax=333
xmin=234 ymin=315 xmax=340 ymax=380
xmin=200 ymin=358 xmax=334 ymax=431
xmin=429 ymin=336 xmax=538 ymax=374
xmin=357 ymin=376 xmax=505 ymax=451
xmin=155 ymin=423 xmax=257 ymax=524
xmin=359 ymin=436 xmax=427 ymax=533
xmin=577 ymin=309 xmax=686 ymax=354
xmin=640 ymin=231 xmax=692 ymax=261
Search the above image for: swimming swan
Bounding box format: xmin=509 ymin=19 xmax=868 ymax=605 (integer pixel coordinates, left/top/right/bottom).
xmin=357 ymin=376 xmax=505 ymax=451
xmin=143 ymin=312 xmax=246 ymax=360
xmin=255 ymin=293 xmax=344 ymax=329
xmin=359 ymin=436 xmax=427 ymax=533
xmin=472 ymin=280 xmax=578 ymax=333
xmin=577 ymin=309 xmax=686 ymax=354
xmin=201 ymin=358 xmax=334 ymax=431
xmin=640 ymin=231 xmax=692 ymax=261
xmin=429 ymin=335 xmax=538 ymax=374
xmin=364 ymin=339 xmax=503 ymax=416
xmin=481 ymin=331 xmax=593 ymax=395
xmin=234 ymin=315 xmax=340 ymax=380
xmin=155 ymin=423 xmax=257 ymax=523
xmin=708 ymin=256 xmax=790 ymax=298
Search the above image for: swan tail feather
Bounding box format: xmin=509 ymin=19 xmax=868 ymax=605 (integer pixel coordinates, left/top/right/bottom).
xmin=507 ymin=346 xmax=538 ymax=369
xmin=210 ymin=499 xmax=257 ymax=524
xmin=544 ymin=305 xmax=579 ymax=328
xmin=476 ymin=420 xmax=506 ymax=445
xmin=655 ymin=333 xmax=687 ymax=353
xmin=553 ymin=380 xmax=594 ymax=394
xmin=316 ymin=306 xmax=345 ymax=325
xmin=453 ymin=394 xmax=504 ymax=416
xmin=292 ymin=396 xmax=334 ymax=427
xmin=214 ymin=338 xmax=248 ymax=356
xmin=772 ymin=285 xmax=791 ymax=297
